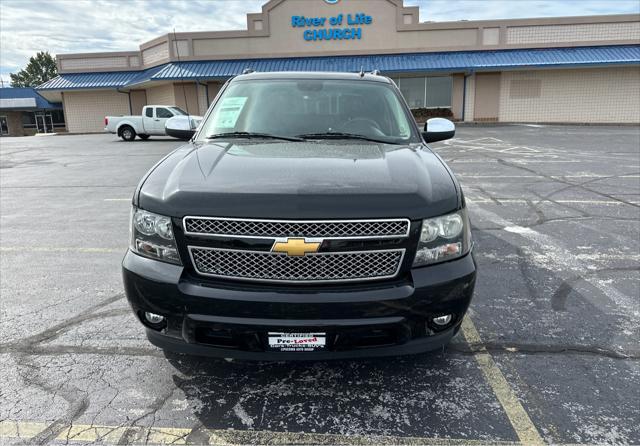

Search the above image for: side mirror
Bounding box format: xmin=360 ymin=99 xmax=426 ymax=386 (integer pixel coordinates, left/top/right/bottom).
xmin=165 ymin=116 xmax=202 ymax=140
xmin=422 ymin=118 xmax=455 ymax=143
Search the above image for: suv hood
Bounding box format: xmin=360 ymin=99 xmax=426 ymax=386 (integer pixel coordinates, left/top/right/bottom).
xmin=137 ymin=140 xmax=459 ymax=220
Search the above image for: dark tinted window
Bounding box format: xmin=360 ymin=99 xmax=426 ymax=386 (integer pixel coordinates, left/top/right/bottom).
xmin=156 ymin=108 xmax=173 ymax=119
xmin=51 ymin=110 xmax=65 ymax=124
xmin=21 ymin=112 xmax=36 ymax=126
xmin=197 ymin=79 xmax=417 ymax=144
xmin=145 ymin=108 xmax=153 ymax=118
xmin=169 ymin=107 xmax=187 ymax=115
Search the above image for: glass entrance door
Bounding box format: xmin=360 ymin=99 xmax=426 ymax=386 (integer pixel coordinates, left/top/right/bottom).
xmin=35 ymin=114 xmax=46 ymax=133
xmin=35 ymin=113 xmax=55 ymax=133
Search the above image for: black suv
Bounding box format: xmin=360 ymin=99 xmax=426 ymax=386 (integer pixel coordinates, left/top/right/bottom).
xmin=123 ymin=71 xmax=476 ymax=360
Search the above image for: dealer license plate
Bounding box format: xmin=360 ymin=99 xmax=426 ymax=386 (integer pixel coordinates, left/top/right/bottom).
xmin=268 ymin=332 xmax=326 ymax=352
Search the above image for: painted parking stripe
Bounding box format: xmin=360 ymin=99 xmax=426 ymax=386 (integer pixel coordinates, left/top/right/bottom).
xmin=461 ymin=316 xmax=544 ymax=445
xmin=0 ymin=420 xmax=519 ymax=445
xmin=466 ymin=199 xmax=640 ymax=205
xmin=457 ymin=174 xmax=640 ymax=179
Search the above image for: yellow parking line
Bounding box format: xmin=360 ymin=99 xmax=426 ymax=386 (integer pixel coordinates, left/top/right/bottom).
xmin=0 ymin=246 xmax=120 ymax=253
xmin=461 ymin=316 xmax=544 ymax=445
xmin=0 ymin=420 xmax=518 ymax=445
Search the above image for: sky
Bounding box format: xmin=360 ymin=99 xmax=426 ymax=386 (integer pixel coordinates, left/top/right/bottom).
xmin=1 ymin=0 xmax=639 ymax=85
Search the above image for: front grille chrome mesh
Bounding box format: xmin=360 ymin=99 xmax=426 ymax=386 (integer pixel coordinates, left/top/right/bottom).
xmin=184 ymin=218 xmax=409 ymax=239
xmin=189 ymin=247 xmax=404 ymax=283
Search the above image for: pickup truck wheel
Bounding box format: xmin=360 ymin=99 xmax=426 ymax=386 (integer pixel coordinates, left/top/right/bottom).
xmin=138 ymin=134 xmax=150 ymax=140
xmin=120 ymin=126 xmax=136 ymax=141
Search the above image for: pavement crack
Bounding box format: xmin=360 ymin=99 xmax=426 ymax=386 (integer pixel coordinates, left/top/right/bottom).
xmin=116 ymin=387 xmax=176 ymax=445
xmin=550 ymin=280 xmax=574 ymax=311
xmin=4 ymin=292 xmax=126 ymax=444
xmin=474 ymin=186 xmax=502 ymax=206
xmin=15 ymin=353 xmax=90 ymax=446
xmin=0 ymin=344 xmax=163 ymax=357
xmin=450 ymin=342 xmax=637 ymax=360
xmin=1 ymin=293 xmax=126 ymax=350
xmin=524 ymin=199 xmax=546 ymax=226
xmin=497 ymin=159 xmax=640 ymax=209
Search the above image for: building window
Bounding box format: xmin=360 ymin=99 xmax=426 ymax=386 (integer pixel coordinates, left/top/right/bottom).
xmin=22 ymin=112 xmax=36 ymax=127
xmin=426 ymin=76 xmax=453 ymax=108
xmin=394 ymin=76 xmax=453 ymax=109
xmin=49 ymin=110 xmax=65 ymax=125
xmin=398 ymin=77 xmax=425 ymax=109
xmin=21 ymin=110 xmax=65 ymax=128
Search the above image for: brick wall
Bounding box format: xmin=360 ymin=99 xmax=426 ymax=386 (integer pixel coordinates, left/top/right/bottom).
xmin=63 ymin=90 xmax=129 ymax=133
xmin=146 ymin=84 xmax=176 ymax=106
xmin=197 ymin=83 xmax=209 ymax=116
xmin=142 ymin=42 xmax=169 ymax=66
xmin=129 ymin=90 xmax=147 ymax=115
xmin=2 ymin=111 xmax=25 ymax=136
xmin=60 ymin=56 xmax=129 ymax=70
xmin=506 ymin=22 xmax=640 ymax=45
xmin=173 ymin=83 xmax=199 ymax=115
xmin=498 ymin=67 xmax=640 ymax=123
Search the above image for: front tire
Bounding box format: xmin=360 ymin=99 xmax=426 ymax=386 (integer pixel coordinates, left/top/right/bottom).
xmin=138 ymin=134 xmax=150 ymax=140
xmin=120 ymin=126 xmax=136 ymax=141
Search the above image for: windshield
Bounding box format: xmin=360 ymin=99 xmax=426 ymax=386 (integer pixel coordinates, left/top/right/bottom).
xmin=196 ymin=79 xmax=418 ymax=144
xmin=169 ymin=107 xmax=187 ymax=116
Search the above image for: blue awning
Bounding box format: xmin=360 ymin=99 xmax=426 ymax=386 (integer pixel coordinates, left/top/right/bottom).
xmin=38 ymin=45 xmax=640 ymax=91
xmin=38 ymin=71 xmax=144 ymax=90
xmin=0 ymin=87 xmax=62 ymax=109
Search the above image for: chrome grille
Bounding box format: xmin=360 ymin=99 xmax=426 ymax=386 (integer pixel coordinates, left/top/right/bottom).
xmin=183 ymin=217 xmax=410 ymax=239
xmin=189 ymin=247 xmax=405 ymax=283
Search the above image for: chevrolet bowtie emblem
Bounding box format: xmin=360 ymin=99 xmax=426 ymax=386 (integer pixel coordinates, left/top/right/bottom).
xmin=272 ymin=238 xmax=321 ymax=256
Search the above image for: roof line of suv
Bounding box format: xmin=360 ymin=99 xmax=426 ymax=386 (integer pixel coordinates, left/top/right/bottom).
xmin=232 ymin=70 xmax=392 ymax=83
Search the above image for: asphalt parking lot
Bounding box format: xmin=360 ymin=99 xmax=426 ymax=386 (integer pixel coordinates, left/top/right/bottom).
xmin=1 ymin=125 xmax=639 ymax=445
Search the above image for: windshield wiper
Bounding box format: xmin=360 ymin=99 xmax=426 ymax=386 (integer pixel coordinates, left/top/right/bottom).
xmin=206 ymin=132 xmax=303 ymax=142
xmin=296 ymin=132 xmax=398 ymax=144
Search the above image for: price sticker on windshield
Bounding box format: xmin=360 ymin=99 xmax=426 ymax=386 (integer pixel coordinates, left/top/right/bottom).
xmin=213 ymin=96 xmax=247 ymax=128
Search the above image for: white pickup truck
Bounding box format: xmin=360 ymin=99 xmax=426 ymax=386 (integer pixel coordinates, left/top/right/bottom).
xmin=104 ymin=105 xmax=201 ymax=141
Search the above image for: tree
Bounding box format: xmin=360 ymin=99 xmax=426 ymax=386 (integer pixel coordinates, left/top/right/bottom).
xmin=10 ymin=52 xmax=57 ymax=88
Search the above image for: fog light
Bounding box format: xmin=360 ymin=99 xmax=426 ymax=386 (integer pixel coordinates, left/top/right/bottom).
xmin=433 ymin=314 xmax=452 ymax=326
xmin=144 ymin=312 xmax=165 ymax=324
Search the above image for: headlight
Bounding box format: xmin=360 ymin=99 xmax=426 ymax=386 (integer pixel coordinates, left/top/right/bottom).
xmin=130 ymin=207 xmax=181 ymax=265
xmin=412 ymin=209 xmax=471 ymax=267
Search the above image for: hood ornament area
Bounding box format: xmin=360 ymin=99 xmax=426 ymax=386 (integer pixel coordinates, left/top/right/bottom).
xmin=271 ymin=238 xmax=321 ymax=256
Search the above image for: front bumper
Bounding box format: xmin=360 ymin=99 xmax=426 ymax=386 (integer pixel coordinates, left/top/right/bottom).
xmin=122 ymin=250 xmax=476 ymax=360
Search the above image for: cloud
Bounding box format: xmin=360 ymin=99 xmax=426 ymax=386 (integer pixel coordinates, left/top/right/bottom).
xmin=0 ymin=0 xmax=264 ymax=79
xmin=1 ymin=0 xmax=638 ymax=83
xmin=405 ymin=0 xmax=640 ymax=21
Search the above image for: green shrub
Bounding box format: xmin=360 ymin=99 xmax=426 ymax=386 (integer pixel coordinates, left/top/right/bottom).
xmin=411 ymin=108 xmax=454 ymax=121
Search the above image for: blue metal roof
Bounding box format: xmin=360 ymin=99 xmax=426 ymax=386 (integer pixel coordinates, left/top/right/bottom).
xmin=38 ymin=45 xmax=640 ymax=91
xmin=38 ymin=70 xmax=143 ymax=90
xmin=0 ymin=87 xmax=61 ymax=109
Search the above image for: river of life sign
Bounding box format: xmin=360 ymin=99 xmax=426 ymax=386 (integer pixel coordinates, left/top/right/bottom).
xmin=291 ymin=13 xmax=373 ymax=41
